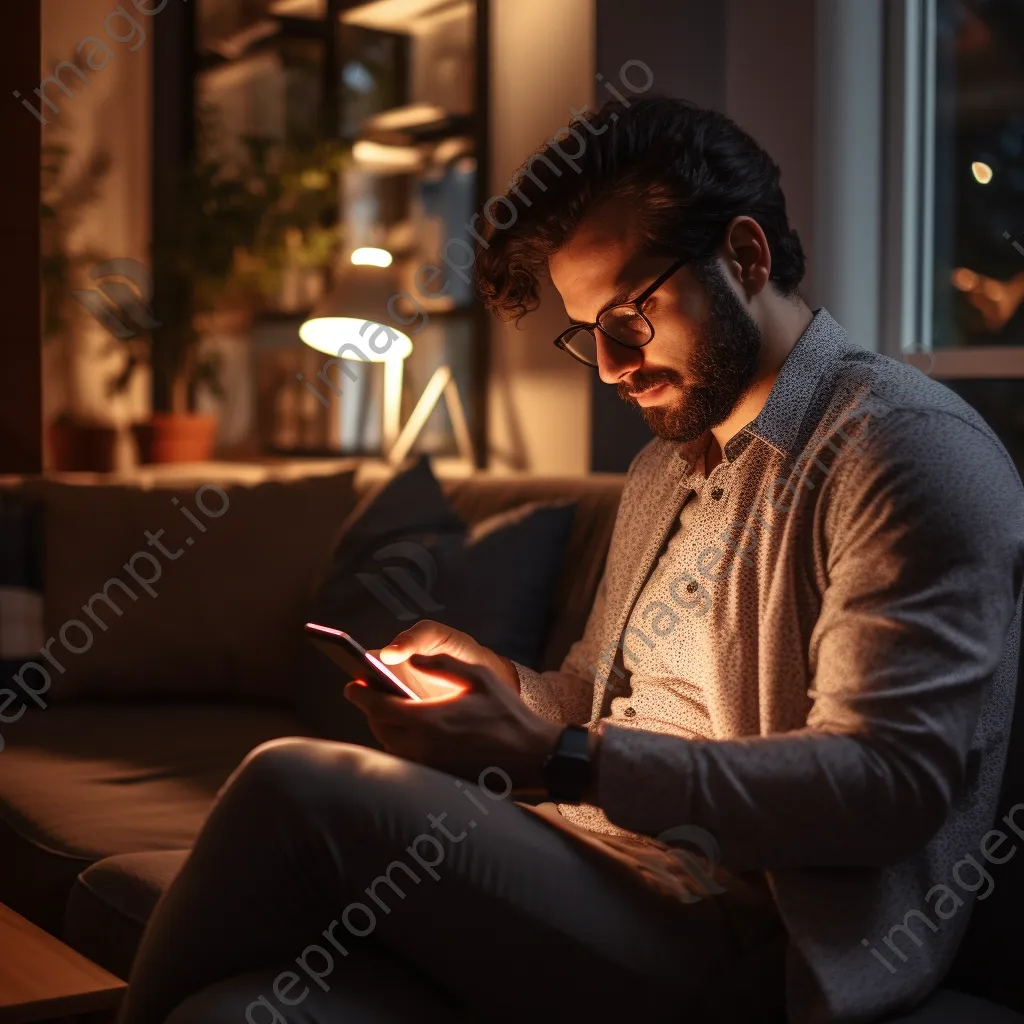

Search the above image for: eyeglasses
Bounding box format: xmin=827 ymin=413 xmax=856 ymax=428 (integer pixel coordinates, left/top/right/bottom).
xmin=553 ymin=256 xmax=691 ymax=368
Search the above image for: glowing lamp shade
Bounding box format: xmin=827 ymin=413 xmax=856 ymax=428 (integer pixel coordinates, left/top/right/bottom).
xmin=298 ymin=259 xmax=412 ymax=360
xmin=351 ymin=246 xmax=393 ymax=268
xmin=299 ymin=316 xmax=412 ymax=360
xmin=299 ymin=257 xmax=413 ymax=451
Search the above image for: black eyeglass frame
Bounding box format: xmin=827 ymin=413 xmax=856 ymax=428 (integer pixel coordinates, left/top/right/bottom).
xmin=553 ymin=255 xmax=692 ymax=368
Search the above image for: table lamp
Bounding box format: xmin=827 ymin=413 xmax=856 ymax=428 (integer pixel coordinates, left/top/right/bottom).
xmin=299 ymin=247 xmax=474 ymax=463
xmin=299 ymin=247 xmax=412 ymax=452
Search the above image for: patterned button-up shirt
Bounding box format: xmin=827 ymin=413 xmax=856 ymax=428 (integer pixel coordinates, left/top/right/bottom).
xmin=515 ymin=309 xmax=1024 ymax=1023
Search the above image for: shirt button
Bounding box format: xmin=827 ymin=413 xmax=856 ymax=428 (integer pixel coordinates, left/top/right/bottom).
xmin=624 ymin=707 xmax=636 ymax=718
xmin=711 ymin=487 xmax=724 ymax=500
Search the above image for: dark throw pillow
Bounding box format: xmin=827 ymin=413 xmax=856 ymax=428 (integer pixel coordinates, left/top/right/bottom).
xmin=300 ymin=457 xmax=576 ymax=744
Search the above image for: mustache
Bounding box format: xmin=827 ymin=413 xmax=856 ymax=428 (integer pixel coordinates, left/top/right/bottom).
xmin=617 ymin=369 xmax=685 ymax=402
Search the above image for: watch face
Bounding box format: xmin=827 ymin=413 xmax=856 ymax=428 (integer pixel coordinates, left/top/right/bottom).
xmin=560 ymin=757 xmax=592 ymax=796
xmin=542 ymin=728 xmax=591 ymax=803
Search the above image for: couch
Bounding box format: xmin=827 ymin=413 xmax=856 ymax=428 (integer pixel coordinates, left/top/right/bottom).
xmin=0 ymin=463 xmax=1020 ymax=1022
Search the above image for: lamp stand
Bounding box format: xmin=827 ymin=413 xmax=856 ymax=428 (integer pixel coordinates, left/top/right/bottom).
xmin=382 ymin=358 xmax=403 ymax=451
xmin=387 ymin=364 xmax=475 ymax=466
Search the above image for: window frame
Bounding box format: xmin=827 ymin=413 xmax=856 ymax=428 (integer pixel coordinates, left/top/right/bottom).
xmin=882 ymin=0 xmax=1024 ymax=378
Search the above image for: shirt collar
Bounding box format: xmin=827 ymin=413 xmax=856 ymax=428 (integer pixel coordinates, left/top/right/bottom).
xmin=725 ymin=307 xmax=850 ymax=461
xmin=671 ymin=308 xmax=851 ymax=475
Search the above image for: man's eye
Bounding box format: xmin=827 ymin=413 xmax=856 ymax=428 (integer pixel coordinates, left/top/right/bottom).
xmin=601 ymin=306 xmax=649 ymax=342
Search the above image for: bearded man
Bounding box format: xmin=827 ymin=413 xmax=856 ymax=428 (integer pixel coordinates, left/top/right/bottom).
xmin=119 ymin=97 xmax=1024 ymax=1024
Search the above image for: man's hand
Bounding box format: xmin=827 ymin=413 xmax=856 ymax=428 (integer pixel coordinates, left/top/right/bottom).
xmin=344 ymin=652 xmax=562 ymax=791
xmin=378 ymin=620 xmax=521 ymax=697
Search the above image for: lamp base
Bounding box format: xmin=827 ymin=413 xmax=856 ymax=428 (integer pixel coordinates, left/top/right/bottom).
xmin=388 ymin=364 xmax=474 ymax=466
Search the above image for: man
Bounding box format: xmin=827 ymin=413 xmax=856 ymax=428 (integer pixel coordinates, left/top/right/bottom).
xmin=120 ymin=98 xmax=1024 ymax=1024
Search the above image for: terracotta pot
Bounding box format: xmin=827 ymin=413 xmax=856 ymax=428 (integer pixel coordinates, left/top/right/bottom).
xmin=49 ymin=421 xmax=118 ymax=472
xmin=132 ymin=413 xmax=219 ymax=464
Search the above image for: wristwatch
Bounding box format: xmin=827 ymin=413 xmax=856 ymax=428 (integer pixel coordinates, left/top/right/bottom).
xmin=541 ymin=725 xmax=592 ymax=804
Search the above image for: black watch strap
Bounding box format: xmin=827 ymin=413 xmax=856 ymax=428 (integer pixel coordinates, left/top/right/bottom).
xmin=541 ymin=725 xmax=592 ymax=804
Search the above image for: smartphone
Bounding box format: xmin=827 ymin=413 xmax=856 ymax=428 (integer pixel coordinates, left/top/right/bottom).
xmin=305 ymin=623 xmax=422 ymax=700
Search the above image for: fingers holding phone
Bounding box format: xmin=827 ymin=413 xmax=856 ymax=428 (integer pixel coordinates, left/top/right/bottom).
xmin=365 ymin=646 xmax=464 ymax=701
xmin=379 ymin=619 xmax=520 ymax=693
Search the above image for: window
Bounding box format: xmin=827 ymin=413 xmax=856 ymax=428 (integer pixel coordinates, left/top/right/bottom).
xmin=936 ymin=0 xmax=1024 ymax=353
xmin=889 ymin=0 xmax=1024 ymax=471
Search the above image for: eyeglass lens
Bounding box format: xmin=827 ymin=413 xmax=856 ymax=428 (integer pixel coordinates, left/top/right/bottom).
xmin=561 ymin=305 xmax=653 ymax=365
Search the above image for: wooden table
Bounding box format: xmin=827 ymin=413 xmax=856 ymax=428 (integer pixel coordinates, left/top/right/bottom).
xmin=0 ymin=903 xmax=126 ymax=1023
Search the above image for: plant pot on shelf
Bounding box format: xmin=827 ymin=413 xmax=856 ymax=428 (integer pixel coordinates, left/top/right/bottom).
xmin=132 ymin=413 xmax=219 ymax=464
xmin=49 ymin=419 xmax=119 ymax=472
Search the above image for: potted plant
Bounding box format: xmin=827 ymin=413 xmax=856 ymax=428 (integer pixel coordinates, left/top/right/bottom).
xmin=40 ymin=126 xmax=120 ymax=471
xmin=133 ymin=108 xmax=251 ymax=463
xmin=135 ymin=107 xmax=345 ymax=463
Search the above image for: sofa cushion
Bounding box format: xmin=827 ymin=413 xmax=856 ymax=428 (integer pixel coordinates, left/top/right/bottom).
xmin=301 ymin=461 xmax=594 ymax=745
xmin=311 ymin=457 xmax=577 ymax=668
xmin=0 ymin=703 xmax=304 ymax=933
xmin=439 ymin=473 xmax=623 ymax=672
xmin=65 ymin=849 xmax=190 ymax=981
xmin=26 ymin=469 xmax=356 ymax=704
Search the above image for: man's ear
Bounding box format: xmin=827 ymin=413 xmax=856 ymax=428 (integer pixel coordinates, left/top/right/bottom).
xmin=722 ymin=216 xmax=771 ymax=298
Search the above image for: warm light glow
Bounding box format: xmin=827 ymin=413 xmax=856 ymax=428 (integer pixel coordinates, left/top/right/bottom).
xmin=341 ymin=0 xmax=472 ymax=31
xmin=351 ymin=247 xmax=393 ymax=268
xmin=299 ymin=316 xmax=412 ymax=361
xmin=352 ymin=140 xmax=422 ymax=172
xmin=972 ymin=161 xmax=994 ymax=184
xmin=268 ymin=0 xmax=324 ymax=16
xmin=952 ymin=267 xmax=979 ymax=291
xmin=367 ymin=103 xmax=447 ymax=132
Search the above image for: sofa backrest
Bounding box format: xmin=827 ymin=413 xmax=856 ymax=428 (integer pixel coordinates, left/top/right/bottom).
xmin=345 ymin=471 xmax=624 ymax=673
xmin=0 ymin=466 xmax=624 ymax=708
xmin=0 ymin=469 xmax=360 ymax=706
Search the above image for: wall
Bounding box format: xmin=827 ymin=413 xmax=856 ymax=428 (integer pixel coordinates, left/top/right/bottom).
xmin=727 ymin=0 xmax=886 ymax=348
xmin=726 ymin=0 xmax=818 ymax=303
xmin=486 ymin=0 xmax=595 ymax=475
xmin=40 ymin=0 xmax=152 ymax=454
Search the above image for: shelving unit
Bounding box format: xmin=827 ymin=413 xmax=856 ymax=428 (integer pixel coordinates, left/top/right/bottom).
xmin=156 ymin=0 xmax=490 ymax=464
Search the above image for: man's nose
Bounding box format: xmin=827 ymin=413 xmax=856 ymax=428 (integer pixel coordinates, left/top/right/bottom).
xmin=595 ymin=329 xmax=643 ymax=385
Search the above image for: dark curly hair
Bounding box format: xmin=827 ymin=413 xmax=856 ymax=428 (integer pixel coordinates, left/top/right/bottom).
xmin=472 ymin=96 xmax=806 ymax=323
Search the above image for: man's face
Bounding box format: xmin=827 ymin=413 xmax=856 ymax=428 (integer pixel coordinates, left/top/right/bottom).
xmin=549 ymin=208 xmax=763 ymax=443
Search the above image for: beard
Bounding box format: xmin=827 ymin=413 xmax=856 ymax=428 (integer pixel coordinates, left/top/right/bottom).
xmin=617 ymin=258 xmax=763 ymax=442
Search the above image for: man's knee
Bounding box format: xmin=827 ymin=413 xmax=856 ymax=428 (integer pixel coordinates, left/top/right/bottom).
xmin=223 ymin=737 xmax=379 ymax=809
xmin=220 ymin=738 xmax=453 ymax=835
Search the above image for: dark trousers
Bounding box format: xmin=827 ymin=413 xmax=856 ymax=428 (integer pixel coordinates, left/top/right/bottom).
xmin=117 ymin=738 xmax=786 ymax=1024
